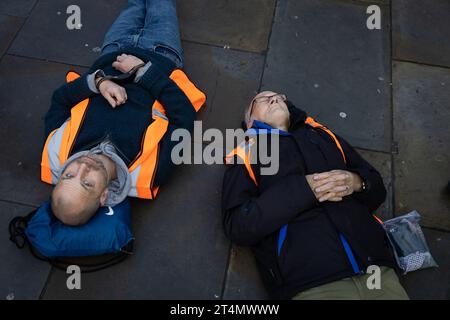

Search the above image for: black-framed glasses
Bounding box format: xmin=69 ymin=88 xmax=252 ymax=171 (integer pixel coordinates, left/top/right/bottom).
xmin=249 ymin=93 xmax=287 ymax=118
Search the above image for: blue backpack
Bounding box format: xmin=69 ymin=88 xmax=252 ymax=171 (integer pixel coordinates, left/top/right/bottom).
xmin=9 ymin=198 xmax=134 ymax=272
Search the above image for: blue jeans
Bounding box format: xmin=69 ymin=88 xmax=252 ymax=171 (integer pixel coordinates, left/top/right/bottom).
xmin=101 ymin=0 xmax=183 ymax=68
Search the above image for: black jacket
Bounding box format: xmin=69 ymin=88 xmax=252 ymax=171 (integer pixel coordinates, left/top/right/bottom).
xmin=44 ymin=46 xmax=197 ymax=187
xmin=222 ymin=104 xmax=396 ymax=299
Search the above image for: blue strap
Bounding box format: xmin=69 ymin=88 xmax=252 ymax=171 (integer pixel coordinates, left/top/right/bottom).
xmin=339 ymin=234 xmax=361 ymax=274
xmin=277 ymin=224 xmax=288 ymax=256
xmin=249 ymin=120 xmax=291 ymax=136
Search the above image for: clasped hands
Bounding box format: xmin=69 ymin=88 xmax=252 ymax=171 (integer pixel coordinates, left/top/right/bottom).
xmin=306 ymin=170 xmax=363 ymax=203
xmin=96 ymin=54 xmax=145 ymax=108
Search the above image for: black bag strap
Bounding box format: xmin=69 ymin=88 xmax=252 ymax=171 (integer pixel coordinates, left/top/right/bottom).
xmin=8 ymin=211 xmax=133 ymax=273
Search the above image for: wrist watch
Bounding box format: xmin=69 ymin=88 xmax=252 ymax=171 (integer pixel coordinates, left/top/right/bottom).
xmin=94 ymin=63 xmax=146 ymax=90
xmin=94 ymin=70 xmax=106 ymax=90
xmin=361 ymin=179 xmax=367 ymax=191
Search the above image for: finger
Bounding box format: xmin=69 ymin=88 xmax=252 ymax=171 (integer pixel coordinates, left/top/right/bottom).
xmin=104 ymin=92 xmax=117 ymax=108
xmin=112 ymin=61 xmax=120 ymax=69
xmin=319 ymin=192 xmax=337 ymax=202
xmin=327 ymin=185 xmax=350 ymax=193
xmin=313 ymin=171 xmax=333 ymax=181
xmin=317 ymin=173 xmax=350 ymax=187
xmin=112 ymin=89 xmax=126 ymax=105
xmin=328 ymin=197 xmax=343 ymax=202
xmin=314 ymin=178 xmax=346 ymax=193
xmin=122 ymin=88 xmax=128 ymax=102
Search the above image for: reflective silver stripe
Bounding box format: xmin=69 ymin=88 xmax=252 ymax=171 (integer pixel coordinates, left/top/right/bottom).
xmin=128 ymin=164 xmax=141 ymax=197
xmin=46 ymin=120 xmax=69 ymax=184
xmin=152 ymin=108 xmax=168 ymax=120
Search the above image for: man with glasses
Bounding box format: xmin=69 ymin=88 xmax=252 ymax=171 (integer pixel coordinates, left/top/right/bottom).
xmin=222 ymin=91 xmax=409 ymax=300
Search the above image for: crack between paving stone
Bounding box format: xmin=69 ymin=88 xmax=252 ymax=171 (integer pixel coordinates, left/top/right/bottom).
xmin=38 ymin=267 xmax=55 ymax=300
xmin=389 ymin=0 xmax=397 ymax=219
xmin=6 ymin=53 xmax=90 ymax=69
xmin=219 ymin=0 xmax=279 ymax=301
xmin=323 ymin=0 xmax=391 ymax=8
xmin=182 ymin=39 xmax=266 ymax=56
xmin=219 ymin=242 xmax=233 ymax=300
xmin=257 ymin=0 xmax=279 ymax=92
xmin=0 ymin=199 xmax=39 ymax=209
xmin=1 ymin=0 xmax=39 ymax=61
xmin=392 ymin=58 xmax=450 ymax=71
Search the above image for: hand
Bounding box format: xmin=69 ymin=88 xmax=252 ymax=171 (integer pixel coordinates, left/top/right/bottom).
xmin=306 ymin=170 xmax=363 ymax=203
xmin=112 ymin=54 xmax=145 ymax=73
xmin=98 ymin=80 xmax=127 ymax=108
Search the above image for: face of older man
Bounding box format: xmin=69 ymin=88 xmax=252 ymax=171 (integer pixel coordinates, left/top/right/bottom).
xmin=247 ymin=91 xmax=290 ymax=131
xmin=51 ymin=155 xmax=109 ymax=226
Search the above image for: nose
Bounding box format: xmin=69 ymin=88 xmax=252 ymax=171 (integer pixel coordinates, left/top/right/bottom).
xmin=270 ymin=96 xmax=280 ymax=104
xmin=77 ymin=163 xmax=91 ymax=178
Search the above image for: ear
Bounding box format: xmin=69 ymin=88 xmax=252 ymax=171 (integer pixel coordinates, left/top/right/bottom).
xmin=99 ymin=189 xmax=109 ymax=207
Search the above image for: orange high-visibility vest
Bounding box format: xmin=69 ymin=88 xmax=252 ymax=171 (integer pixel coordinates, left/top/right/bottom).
xmin=225 ymin=118 xmax=383 ymax=223
xmin=41 ymin=70 xmax=206 ymax=200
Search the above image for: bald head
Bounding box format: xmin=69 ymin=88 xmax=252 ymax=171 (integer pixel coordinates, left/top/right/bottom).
xmin=51 ymin=155 xmax=111 ymax=226
xmin=51 ymin=186 xmax=101 ymax=226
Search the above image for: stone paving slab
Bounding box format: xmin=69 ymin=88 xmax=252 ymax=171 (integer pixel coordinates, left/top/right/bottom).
xmin=8 ymin=0 xmax=127 ymax=67
xmin=182 ymin=41 xmax=265 ymax=135
xmin=400 ymin=228 xmax=450 ymax=300
xmin=393 ymin=61 xmax=450 ymax=231
xmin=223 ymin=245 xmax=269 ymax=300
xmin=178 ymin=0 xmax=276 ymax=53
xmin=393 ymin=0 xmax=450 ymax=68
xmin=42 ymin=163 xmax=230 ymax=299
xmin=262 ymin=0 xmax=392 ymax=152
xmin=0 ymin=201 xmax=51 ymax=300
xmin=0 ymin=14 xmax=24 ymax=57
xmin=0 ymin=0 xmax=36 ymax=18
xmin=0 ymin=55 xmax=87 ymax=206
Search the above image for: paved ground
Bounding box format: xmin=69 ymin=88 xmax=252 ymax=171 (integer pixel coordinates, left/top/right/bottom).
xmin=0 ymin=0 xmax=449 ymax=300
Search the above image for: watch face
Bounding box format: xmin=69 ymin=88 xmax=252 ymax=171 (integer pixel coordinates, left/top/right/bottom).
xmin=95 ymin=70 xmax=105 ymax=79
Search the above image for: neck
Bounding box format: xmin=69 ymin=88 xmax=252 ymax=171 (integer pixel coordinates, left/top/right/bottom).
xmin=97 ymin=154 xmax=117 ymax=181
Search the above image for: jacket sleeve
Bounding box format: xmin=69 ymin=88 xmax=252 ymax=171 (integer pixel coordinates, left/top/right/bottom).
xmin=221 ymin=162 xmax=318 ymax=246
xmin=137 ymin=63 xmax=197 ymax=187
xmin=44 ymin=73 xmax=97 ymax=140
xmin=337 ymin=134 xmax=387 ymax=212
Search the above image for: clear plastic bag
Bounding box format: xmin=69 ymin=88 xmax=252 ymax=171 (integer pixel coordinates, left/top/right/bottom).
xmin=383 ymin=211 xmax=438 ymax=274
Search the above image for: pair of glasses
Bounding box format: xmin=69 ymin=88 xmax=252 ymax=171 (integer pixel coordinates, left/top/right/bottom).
xmin=249 ymin=93 xmax=287 ymax=118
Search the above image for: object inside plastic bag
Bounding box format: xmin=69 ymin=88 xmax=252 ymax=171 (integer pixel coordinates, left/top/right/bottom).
xmin=383 ymin=211 xmax=438 ymax=274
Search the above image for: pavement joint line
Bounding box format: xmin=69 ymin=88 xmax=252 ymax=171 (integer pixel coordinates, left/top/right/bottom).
xmin=322 ymin=0 xmax=390 ymax=8
xmin=256 ymin=0 xmax=278 ymax=93
xmin=0 ymin=198 xmax=39 ymax=209
xmin=182 ymin=38 xmax=267 ymax=56
xmin=388 ymin=0 xmax=396 ymax=217
xmin=217 ymin=0 xmax=278 ymax=300
xmin=5 ymin=53 xmax=90 ymax=69
xmin=39 ymin=267 xmax=55 ymax=300
xmin=422 ymin=226 xmax=450 ymax=235
xmin=354 ymin=146 xmax=393 ymax=155
xmin=2 ymin=0 xmax=39 ymax=61
xmin=219 ymin=242 xmax=233 ymax=300
xmin=392 ymin=58 xmax=450 ymax=71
